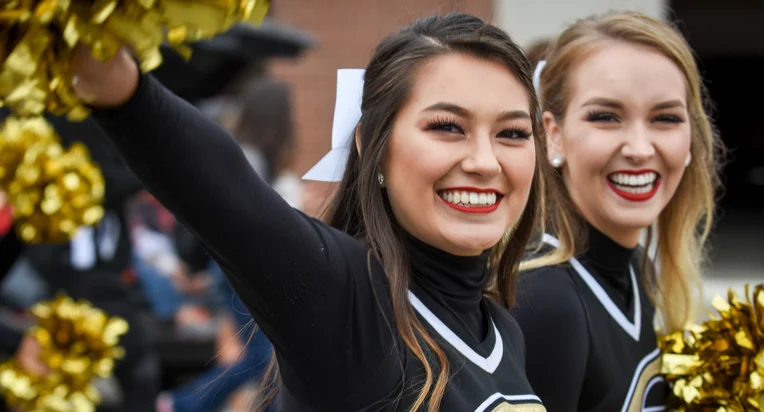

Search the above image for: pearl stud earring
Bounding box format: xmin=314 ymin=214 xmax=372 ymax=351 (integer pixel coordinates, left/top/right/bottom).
xmin=551 ymin=153 xmax=564 ymax=168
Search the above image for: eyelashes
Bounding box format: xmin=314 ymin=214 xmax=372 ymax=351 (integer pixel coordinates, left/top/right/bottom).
xmin=426 ymin=117 xmax=465 ymax=134
xmin=585 ymin=110 xmax=686 ymax=124
xmin=425 ymin=117 xmax=532 ymax=139
xmin=586 ymin=110 xmax=618 ymax=123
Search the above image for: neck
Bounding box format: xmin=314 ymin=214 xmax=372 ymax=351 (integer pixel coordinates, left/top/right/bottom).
xmin=579 ymin=223 xmax=637 ymax=278
xmin=586 ymin=219 xmax=641 ymax=249
xmin=404 ymin=232 xmax=490 ymax=312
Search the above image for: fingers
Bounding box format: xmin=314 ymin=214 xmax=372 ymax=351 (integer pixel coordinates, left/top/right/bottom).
xmin=18 ymin=336 xmax=50 ymax=377
xmin=70 ymin=45 xmax=139 ymax=108
xmin=19 ymin=356 xmax=50 ymax=377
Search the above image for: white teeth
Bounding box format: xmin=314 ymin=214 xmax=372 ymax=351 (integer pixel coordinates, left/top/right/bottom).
xmin=610 ymin=183 xmax=654 ymax=194
xmin=608 ymin=172 xmax=658 ymax=187
xmin=439 ymin=190 xmax=499 ymax=207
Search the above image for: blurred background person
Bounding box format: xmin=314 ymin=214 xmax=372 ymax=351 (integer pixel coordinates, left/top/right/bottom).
xmin=0 ymin=113 xmax=162 ymax=412
xmin=524 ymin=37 xmax=553 ymax=69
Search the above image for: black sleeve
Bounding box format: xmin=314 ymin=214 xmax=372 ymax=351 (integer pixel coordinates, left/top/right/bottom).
xmin=511 ymin=267 xmax=590 ymax=412
xmin=0 ymin=323 xmax=23 ymax=355
xmin=0 ymin=228 xmax=23 ymax=279
xmin=172 ymin=224 xmax=211 ymax=273
xmin=0 ymin=229 xmax=25 ymax=354
xmin=90 ymin=75 xmax=400 ymax=408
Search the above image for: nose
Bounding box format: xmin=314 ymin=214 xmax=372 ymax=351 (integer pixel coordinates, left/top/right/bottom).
xmin=461 ymin=136 xmax=502 ymax=177
xmin=621 ymin=124 xmax=656 ymax=164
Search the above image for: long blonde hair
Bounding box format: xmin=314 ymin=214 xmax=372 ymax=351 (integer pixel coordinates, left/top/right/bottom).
xmin=522 ymin=11 xmax=724 ymax=333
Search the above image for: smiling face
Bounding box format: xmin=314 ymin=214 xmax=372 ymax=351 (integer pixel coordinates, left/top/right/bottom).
xmin=383 ymin=53 xmax=536 ymax=256
xmin=543 ymin=42 xmax=692 ymax=247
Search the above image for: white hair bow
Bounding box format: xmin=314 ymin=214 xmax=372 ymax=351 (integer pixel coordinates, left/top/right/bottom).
xmin=302 ymin=69 xmax=365 ymax=182
xmin=533 ymin=60 xmax=546 ymax=96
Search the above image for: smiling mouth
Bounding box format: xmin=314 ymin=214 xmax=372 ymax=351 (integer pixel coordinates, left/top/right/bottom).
xmin=606 ymin=171 xmax=661 ymax=201
xmin=437 ymin=188 xmax=504 ymax=213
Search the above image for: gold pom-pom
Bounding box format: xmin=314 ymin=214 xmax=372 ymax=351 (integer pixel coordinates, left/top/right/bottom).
xmin=0 ymin=116 xmax=105 ymax=243
xmin=659 ymin=284 xmax=764 ymax=411
xmin=0 ymin=0 xmax=271 ymax=120
xmin=0 ymin=295 xmax=129 ymax=412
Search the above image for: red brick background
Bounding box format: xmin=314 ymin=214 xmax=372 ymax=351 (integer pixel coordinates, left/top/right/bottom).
xmin=268 ymin=1 xmax=494 ymax=179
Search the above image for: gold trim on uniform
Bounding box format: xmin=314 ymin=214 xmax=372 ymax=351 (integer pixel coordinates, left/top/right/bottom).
xmin=491 ymin=402 xmax=547 ymax=412
xmin=626 ymin=355 xmax=663 ymax=411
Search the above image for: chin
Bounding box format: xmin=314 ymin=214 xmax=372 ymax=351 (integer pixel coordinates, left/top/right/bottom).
xmin=608 ymin=213 xmax=657 ymax=233
xmin=442 ymin=231 xmax=501 ymax=256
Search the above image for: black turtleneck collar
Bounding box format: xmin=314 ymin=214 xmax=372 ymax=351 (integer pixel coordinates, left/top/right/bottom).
xmin=404 ymin=231 xmax=491 ymax=341
xmin=578 ymin=224 xmax=637 ymax=312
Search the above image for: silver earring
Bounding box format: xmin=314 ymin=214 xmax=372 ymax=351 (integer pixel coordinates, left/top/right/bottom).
xmin=551 ymin=153 xmax=564 ymax=168
xmin=684 ymin=154 xmax=691 ymax=167
xmin=377 ymin=172 xmax=385 ymax=187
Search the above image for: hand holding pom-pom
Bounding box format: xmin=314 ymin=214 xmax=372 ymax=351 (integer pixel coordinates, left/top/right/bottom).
xmin=0 ymin=0 xmax=270 ymax=118
xmin=71 ymin=45 xmax=139 ymax=108
xmin=15 ymin=335 xmax=50 ymax=378
xmin=0 ymin=295 xmax=129 ymax=412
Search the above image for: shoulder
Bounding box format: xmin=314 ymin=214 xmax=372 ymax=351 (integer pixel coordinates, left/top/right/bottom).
xmin=298 ymin=212 xmax=388 ymax=285
xmin=512 ymin=264 xmax=589 ymax=333
xmin=485 ymin=298 xmax=526 ymax=349
xmin=511 ymin=265 xmax=592 ymax=366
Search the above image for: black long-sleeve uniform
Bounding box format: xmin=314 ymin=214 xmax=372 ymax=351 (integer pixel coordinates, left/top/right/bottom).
xmin=512 ymin=226 xmax=668 ymax=412
xmin=91 ymin=74 xmax=545 ymax=412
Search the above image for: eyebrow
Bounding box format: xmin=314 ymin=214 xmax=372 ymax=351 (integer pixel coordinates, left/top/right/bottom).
xmin=423 ymin=102 xmax=530 ymax=121
xmin=581 ymin=97 xmax=623 ymax=109
xmin=652 ymin=99 xmax=685 ymax=110
xmin=581 ymin=97 xmax=686 ymax=110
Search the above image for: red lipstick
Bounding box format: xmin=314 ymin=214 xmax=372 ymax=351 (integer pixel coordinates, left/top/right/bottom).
xmin=607 ymin=170 xmax=660 ymax=202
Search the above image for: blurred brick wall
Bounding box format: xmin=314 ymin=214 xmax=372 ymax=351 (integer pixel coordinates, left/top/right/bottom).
xmin=267 ymin=1 xmax=494 ymax=214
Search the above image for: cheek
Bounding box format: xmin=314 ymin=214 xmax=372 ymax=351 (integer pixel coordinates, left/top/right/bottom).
xmin=386 ymin=131 xmax=445 ymax=191
xmin=498 ymin=144 xmax=536 ymax=196
xmin=384 ymin=130 xmax=450 ymax=224
xmin=661 ymin=129 xmax=693 ymax=172
xmin=563 ymin=127 xmax=615 ymax=181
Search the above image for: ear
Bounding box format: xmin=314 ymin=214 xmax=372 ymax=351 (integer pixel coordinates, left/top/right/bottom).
xmin=542 ymin=111 xmax=564 ymax=163
xmin=354 ymin=124 xmax=362 ymax=156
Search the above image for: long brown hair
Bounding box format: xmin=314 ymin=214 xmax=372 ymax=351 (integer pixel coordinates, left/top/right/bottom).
xmin=255 ymin=12 xmax=547 ymax=411
xmin=522 ymin=11 xmax=724 ymax=333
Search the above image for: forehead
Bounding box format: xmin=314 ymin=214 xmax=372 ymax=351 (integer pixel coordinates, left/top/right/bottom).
xmin=569 ymin=42 xmax=687 ymax=107
xmin=405 ymin=53 xmax=530 ymax=114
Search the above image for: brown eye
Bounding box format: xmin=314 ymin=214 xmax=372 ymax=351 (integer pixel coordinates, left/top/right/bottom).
xmin=653 ymin=115 xmax=684 ymax=124
xmin=497 ymin=128 xmax=531 ymax=140
xmin=426 ymin=118 xmax=465 ymax=134
xmin=586 ymin=110 xmax=620 ymax=123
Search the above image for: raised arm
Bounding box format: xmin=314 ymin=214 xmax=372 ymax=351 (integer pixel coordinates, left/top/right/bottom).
xmin=72 ymin=49 xmax=400 ymax=408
